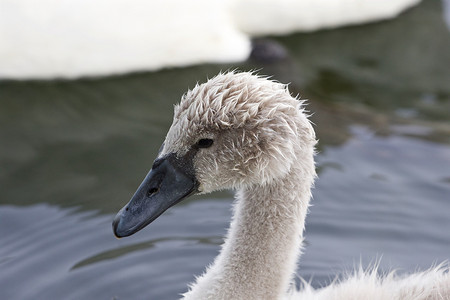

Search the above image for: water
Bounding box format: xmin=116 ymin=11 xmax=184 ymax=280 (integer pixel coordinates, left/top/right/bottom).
xmin=1 ymin=1 xmax=449 ymax=299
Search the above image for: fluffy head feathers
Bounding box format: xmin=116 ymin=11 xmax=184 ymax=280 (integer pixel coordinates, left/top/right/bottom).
xmin=161 ymin=71 xmax=316 ymax=193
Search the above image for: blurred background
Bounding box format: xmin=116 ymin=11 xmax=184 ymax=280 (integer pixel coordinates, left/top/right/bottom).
xmin=0 ymin=0 xmax=449 ymax=299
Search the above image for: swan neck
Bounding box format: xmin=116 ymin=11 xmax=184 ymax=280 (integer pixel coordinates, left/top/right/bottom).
xmin=184 ymin=164 xmax=313 ymax=300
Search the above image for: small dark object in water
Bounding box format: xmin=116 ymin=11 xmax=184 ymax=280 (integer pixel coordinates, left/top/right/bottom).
xmin=250 ymin=39 xmax=288 ymax=63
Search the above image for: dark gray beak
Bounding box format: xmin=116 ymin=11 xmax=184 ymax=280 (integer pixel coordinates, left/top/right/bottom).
xmin=113 ymin=152 xmax=199 ymax=238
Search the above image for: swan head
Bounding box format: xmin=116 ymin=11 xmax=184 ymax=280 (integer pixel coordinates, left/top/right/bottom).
xmin=113 ymin=71 xmax=315 ymax=237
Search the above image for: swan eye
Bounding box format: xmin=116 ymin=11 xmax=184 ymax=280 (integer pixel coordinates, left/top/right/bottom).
xmin=197 ymin=138 xmax=213 ymax=148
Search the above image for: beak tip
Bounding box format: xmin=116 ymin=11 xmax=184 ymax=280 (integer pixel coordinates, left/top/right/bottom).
xmin=112 ymin=211 xmax=125 ymax=238
xmin=112 ymin=205 xmax=143 ymax=238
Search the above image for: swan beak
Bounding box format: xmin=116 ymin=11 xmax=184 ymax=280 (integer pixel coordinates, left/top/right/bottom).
xmin=113 ymin=152 xmax=199 ymax=238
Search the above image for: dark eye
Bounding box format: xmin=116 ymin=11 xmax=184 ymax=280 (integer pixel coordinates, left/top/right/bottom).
xmin=197 ymin=138 xmax=213 ymax=148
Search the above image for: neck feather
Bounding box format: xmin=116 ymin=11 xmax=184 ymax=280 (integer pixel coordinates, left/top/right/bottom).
xmin=183 ymin=161 xmax=314 ymax=300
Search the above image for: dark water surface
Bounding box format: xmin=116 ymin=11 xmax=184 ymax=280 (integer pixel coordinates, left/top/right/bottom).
xmin=1 ymin=1 xmax=449 ymax=299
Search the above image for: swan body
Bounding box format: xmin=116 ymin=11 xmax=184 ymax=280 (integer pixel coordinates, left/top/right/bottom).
xmin=230 ymin=0 xmax=421 ymax=36
xmin=113 ymin=72 xmax=449 ymax=299
xmin=1 ymin=0 xmax=421 ymax=79
xmin=0 ymin=0 xmax=249 ymax=79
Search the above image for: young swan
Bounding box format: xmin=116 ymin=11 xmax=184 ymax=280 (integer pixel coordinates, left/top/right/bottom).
xmin=113 ymin=72 xmax=449 ymax=300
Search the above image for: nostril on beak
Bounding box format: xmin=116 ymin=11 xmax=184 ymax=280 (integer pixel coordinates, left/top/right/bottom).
xmin=147 ymin=187 xmax=159 ymax=197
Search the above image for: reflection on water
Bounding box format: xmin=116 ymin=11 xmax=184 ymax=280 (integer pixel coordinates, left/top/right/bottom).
xmin=1 ymin=1 xmax=449 ymax=299
xmin=0 ymin=201 xmax=229 ymax=300
xmin=302 ymin=126 xmax=450 ymax=282
xmin=444 ymin=0 xmax=450 ymax=29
